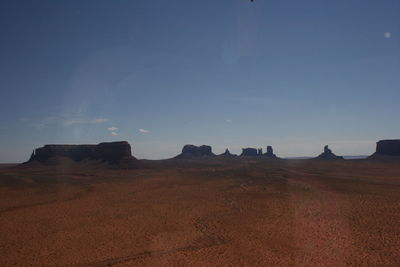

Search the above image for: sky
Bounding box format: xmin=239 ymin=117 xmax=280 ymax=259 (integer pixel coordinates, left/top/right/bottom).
xmin=0 ymin=0 xmax=399 ymax=162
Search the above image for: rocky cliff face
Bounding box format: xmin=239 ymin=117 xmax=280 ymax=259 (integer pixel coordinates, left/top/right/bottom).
xmin=219 ymin=149 xmax=236 ymax=157
xmin=240 ymin=148 xmax=258 ymax=156
xmin=240 ymin=146 xmax=278 ymax=158
xmin=28 ymin=141 xmax=136 ymax=164
xmin=175 ymin=145 xmax=215 ymax=158
xmin=264 ymin=146 xmax=277 ymax=158
xmin=315 ymin=145 xmax=343 ymax=160
xmin=372 ymin=140 xmax=400 ymax=156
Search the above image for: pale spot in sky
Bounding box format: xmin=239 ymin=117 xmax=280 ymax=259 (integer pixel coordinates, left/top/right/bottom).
xmin=139 ymin=129 xmax=150 ymax=133
xmin=111 ymin=132 xmax=118 ymax=136
xmin=384 ymin=32 xmax=391 ymax=39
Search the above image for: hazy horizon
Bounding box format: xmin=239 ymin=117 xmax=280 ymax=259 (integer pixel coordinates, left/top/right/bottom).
xmin=1 ymin=0 xmax=399 ymax=162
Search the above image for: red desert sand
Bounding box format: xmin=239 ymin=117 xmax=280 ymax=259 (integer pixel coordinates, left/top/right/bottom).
xmin=0 ymin=159 xmax=399 ymax=266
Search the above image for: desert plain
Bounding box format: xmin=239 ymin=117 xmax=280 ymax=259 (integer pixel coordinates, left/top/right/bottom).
xmin=0 ymin=158 xmax=399 ymax=266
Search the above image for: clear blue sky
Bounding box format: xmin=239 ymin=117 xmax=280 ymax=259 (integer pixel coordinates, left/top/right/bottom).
xmin=1 ymin=0 xmax=399 ymax=162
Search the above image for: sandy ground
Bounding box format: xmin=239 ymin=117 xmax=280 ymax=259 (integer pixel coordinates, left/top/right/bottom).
xmin=0 ymin=159 xmax=399 ymax=266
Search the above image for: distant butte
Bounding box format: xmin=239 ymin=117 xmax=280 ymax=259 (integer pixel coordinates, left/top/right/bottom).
xmin=315 ymin=145 xmax=343 ymax=160
xmin=239 ymin=146 xmax=279 ymax=158
xmin=175 ymin=145 xmax=215 ymax=158
xmin=219 ymin=149 xmax=237 ymax=157
xmin=240 ymin=148 xmax=258 ymax=156
xmin=370 ymin=139 xmax=400 ymax=158
xmin=264 ymin=146 xmax=278 ymax=158
xmin=26 ymin=141 xmax=137 ymax=165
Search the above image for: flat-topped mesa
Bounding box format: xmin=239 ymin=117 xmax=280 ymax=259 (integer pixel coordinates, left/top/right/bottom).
xmin=264 ymin=146 xmax=278 ymax=158
xmin=175 ymin=144 xmax=215 ymax=158
xmin=27 ymin=141 xmax=136 ymax=164
xmin=219 ymin=149 xmax=237 ymax=157
xmin=371 ymin=139 xmax=400 ymax=157
xmin=315 ymin=145 xmax=343 ymax=160
xmin=240 ymin=148 xmax=258 ymax=156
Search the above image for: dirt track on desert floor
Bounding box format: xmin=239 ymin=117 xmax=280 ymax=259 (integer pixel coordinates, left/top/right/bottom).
xmin=0 ymin=159 xmax=399 ymax=266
